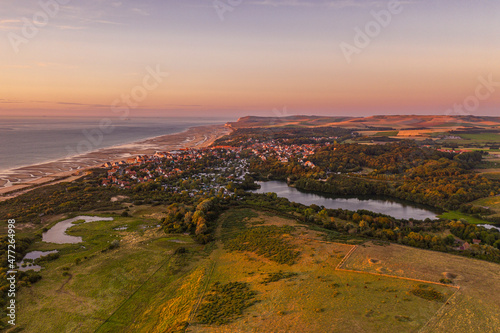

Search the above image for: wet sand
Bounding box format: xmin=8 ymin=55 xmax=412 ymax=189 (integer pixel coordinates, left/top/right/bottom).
xmin=0 ymin=124 xmax=230 ymax=200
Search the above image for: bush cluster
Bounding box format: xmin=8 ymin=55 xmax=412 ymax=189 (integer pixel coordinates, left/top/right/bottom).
xmin=196 ymin=282 xmax=258 ymax=325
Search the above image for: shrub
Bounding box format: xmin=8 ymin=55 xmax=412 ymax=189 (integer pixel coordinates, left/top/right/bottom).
xmin=261 ymin=271 xmax=298 ymax=284
xmin=224 ymin=226 xmax=299 ymax=265
xmin=36 ymin=252 xmax=60 ymax=264
xmin=18 ymin=271 xmax=42 ymax=284
xmin=174 ymin=247 xmax=187 ymax=255
xmin=108 ymin=240 xmax=120 ymax=250
xmin=409 ymin=284 xmax=446 ymax=302
xmin=196 ymin=282 xmax=258 ymax=325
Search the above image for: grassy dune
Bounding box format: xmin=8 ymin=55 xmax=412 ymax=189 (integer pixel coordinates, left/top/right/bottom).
xmin=15 ymin=214 xmax=206 ymax=333
xmin=13 ymin=207 xmax=500 ymax=332
xmin=342 ymin=242 xmax=500 ymax=333
xmin=188 ymin=210 xmax=460 ymax=333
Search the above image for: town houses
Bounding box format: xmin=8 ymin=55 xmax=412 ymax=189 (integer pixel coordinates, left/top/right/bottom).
xmin=99 ymin=135 xmax=344 ymax=195
xmin=100 ymin=147 xmax=247 ymax=194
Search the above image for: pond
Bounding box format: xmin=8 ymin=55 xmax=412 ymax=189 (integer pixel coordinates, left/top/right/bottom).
xmin=478 ymin=224 xmax=500 ymax=232
xmin=43 ymin=216 xmax=114 ymax=244
xmin=253 ymin=181 xmax=440 ymax=220
xmin=17 ymin=250 xmax=59 ymax=272
xmin=114 ymin=226 xmax=128 ymax=231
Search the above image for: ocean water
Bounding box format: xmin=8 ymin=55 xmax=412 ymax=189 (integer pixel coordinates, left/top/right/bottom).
xmin=0 ymin=116 xmax=229 ymax=172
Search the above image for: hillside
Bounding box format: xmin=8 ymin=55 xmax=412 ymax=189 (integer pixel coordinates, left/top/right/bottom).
xmin=228 ymin=115 xmax=500 ymax=130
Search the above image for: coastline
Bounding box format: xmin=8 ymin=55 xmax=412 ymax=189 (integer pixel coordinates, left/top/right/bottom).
xmin=0 ymin=124 xmax=230 ymax=200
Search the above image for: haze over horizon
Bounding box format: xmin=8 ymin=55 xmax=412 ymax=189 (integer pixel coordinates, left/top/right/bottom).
xmin=1 ymin=0 xmax=499 ymax=118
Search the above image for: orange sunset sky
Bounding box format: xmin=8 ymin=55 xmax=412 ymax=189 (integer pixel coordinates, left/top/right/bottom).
xmin=1 ymin=0 xmax=499 ymax=118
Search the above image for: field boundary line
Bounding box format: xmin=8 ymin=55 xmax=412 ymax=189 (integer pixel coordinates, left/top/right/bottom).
xmin=335 ymin=245 xmax=460 ymax=290
xmin=418 ymin=286 xmax=461 ymax=333
xmin=336 ymin=244 xmax=358 ymax=270
xmin=92 ymin=255 xmax=173 ymax=333
xmin=187 ymin=258 xmax=217 ymax=325
xmin=187 ymin=213 xmax=225 ymax=328
xmin=335 ymin=244 xmax=462 ymax=332
xmin=336 ymin=266 xmax=460 ymax=289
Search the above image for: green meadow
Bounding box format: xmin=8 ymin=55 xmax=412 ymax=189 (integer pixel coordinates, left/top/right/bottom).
xmin=438 ymin=211 xmax=491 ymax=225
xmin=9 ymin=207 xmax=499 ymax=332
xmin=14 ymin=212 xmax=209 ymax=333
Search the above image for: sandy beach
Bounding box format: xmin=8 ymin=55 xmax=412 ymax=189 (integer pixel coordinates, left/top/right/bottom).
xmin=0 ymin=124 xmax=230 ymax=200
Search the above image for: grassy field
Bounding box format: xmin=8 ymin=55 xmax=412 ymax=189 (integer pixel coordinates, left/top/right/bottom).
xmin=438 ymin=133 xmax=500 ymax=145
xmin=97 ymin=260 xmax=209 ymax=333
xmin=13 ymin=209 xmax=209 ymax=333
xmin=374 ymin=131 xmax=399 ymax=137
xmin=438 ymin=211 xmax=492 ymax=225
xmin=342 ymin=242 xmax=500 ymax=333
xmin=471 ymin=196 xmax=500 ymax=220
xmin=187 ymin=209 xmax=462 ymax=333
xmin=10 ymin=207 xmax=500 ymax=332
xmin=456 ymin=133 xmax=500 ymax=143
xmin=478 ymin=171 xmax=500 ymax=181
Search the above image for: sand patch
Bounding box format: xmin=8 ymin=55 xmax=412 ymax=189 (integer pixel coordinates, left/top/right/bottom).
xmin=111 ymin=195 xmax=129 ymax=202
xmin=376 ymin=267 xmax=390 ymax=274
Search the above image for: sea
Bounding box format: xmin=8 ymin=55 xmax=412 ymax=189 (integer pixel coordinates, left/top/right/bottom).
xmin=0 ymin=116 xmax=232 ymax=173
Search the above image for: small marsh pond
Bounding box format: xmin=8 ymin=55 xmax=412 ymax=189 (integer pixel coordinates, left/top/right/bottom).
xmin=253 ymin=181 xmax=439 ymax=220
xmin=43 ymin=216 xmax=114 ymax=244
xmin=17 ymin=250 xmax=58 ymax=272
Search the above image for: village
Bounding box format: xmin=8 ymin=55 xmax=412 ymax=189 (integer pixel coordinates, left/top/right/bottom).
xmin=99 ymin=137 xmax=330 ymax=192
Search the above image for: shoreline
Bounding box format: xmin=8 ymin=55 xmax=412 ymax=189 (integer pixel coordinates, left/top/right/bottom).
xmin=0 ymin=123 xmax=230 ymax=200
xmin=0 ymin=125 xmax=196 ymax=176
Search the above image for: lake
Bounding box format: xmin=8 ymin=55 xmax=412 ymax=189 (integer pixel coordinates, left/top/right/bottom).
xmin=253 ymin=181 xmax=439 ymax=220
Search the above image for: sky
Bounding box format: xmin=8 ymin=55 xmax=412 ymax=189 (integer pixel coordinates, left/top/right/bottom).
xmin=1 ymin=0 xmax=499 ymax=118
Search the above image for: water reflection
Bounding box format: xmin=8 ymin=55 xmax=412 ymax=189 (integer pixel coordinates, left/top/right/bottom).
xmin=253 ymin=181 xmax=439 ymax=220
xmin=43 ymin=216 xmax=114 ymax=244
xmin=17 ymin=250 xmax=59 ymax=271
